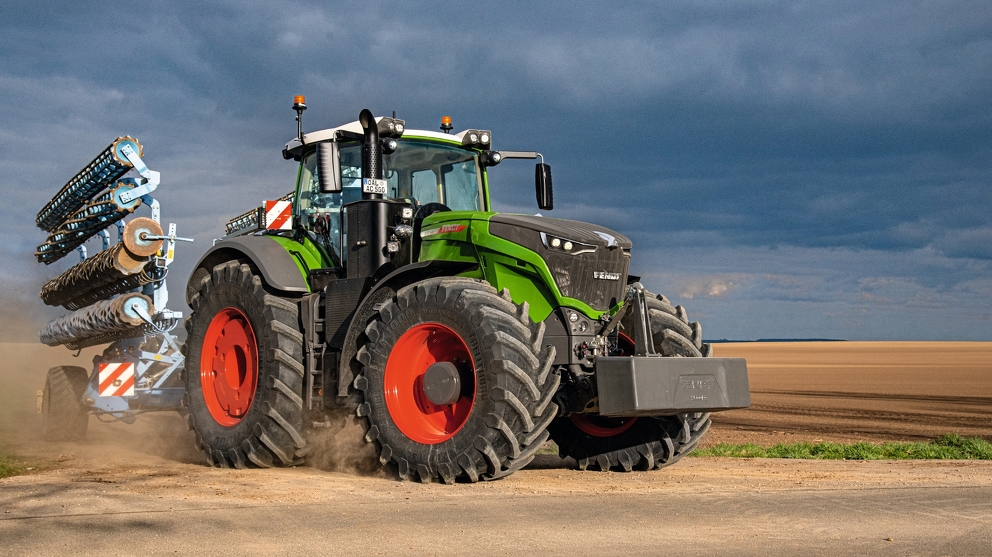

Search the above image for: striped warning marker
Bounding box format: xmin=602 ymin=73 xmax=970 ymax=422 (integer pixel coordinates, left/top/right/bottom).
xmin=265 ymin=200 xmax=293 ymax=230
xmin=98 ymin=362 xmax=135 ymax=397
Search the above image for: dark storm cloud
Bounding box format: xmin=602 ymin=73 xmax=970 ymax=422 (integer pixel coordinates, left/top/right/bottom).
xmin=1 ymin=1 xmax=990 ymax=340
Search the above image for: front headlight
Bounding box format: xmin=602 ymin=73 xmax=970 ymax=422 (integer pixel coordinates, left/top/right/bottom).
xmin=540 ymin=232 xmax=596 ymax=255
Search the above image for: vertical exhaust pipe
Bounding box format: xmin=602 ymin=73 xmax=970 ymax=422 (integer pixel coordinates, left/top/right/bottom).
xmin=359 ymin=109 xmax=382 ymax=199
xmin=347 ymin=109 xmax=391 ymax=279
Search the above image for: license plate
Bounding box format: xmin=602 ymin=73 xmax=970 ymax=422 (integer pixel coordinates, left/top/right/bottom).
xmin=362 ymin=178 xmax=387 ymax=195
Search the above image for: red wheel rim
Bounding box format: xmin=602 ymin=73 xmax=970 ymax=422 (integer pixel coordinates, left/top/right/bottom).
xmin=570 ymin=414 xmax=638 ymax=437
xmin=384 ymin=323 xmax=476 ymax=444
xmin=200 ymin=307 xmax=258 ymax=427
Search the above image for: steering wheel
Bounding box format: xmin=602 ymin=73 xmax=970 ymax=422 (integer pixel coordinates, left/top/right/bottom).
xmin=415 ymin=202 xmax=451 ymax=220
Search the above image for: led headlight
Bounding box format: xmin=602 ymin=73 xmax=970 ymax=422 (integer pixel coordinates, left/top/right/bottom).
xmin=461 ymin=129 xmax=493 ymax=148
xmin=540 ymin=232 xmax=597 ymax=255
xmin=377 ymin=117 xmax=406 ymax=139
xmin=481 ymin=150 xmax=503 ymax=167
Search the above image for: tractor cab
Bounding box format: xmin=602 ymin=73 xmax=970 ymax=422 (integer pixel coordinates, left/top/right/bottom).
xmin=290 ymin=129 xmax=487 ymax=268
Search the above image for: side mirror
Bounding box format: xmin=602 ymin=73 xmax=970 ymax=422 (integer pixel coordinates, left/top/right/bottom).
xmin=535 ymin=163 xmax=553 ymax=210
xmin=317 ymin=141 xmax=341 ymax=193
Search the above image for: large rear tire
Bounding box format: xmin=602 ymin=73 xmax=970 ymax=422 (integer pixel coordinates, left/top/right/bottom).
xmin=42 ymin=366 xmax=89 ymax=442
xmin=354 ymin=277 xmax=558 ymax=483
xmin=183 ymin=261 xmax=308 ymax=468
xmin=549 ymin=290 xmax=712 ymax=471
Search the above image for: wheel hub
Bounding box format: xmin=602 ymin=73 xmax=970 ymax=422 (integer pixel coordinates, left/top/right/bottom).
xmin=423 ymin=361 xmax=462 ymax=405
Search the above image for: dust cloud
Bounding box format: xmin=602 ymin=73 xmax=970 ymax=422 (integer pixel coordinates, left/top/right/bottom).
xmin=0 ymin=341 xmax=201 ymax=466
xmin=305 ymin=411 xmax=386 ymax=477
xmin=0 ymin=339 xmax=387 ymax=476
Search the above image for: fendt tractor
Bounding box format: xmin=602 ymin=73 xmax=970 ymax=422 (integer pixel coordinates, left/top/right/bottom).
xmin=181 ymin=99 xmax=751 ymax=481
xmin=36 ymin=98 xmax=749 ymax=483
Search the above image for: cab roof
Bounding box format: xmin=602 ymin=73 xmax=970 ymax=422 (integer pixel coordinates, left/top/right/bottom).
xmin=283 ymin=116 xmax=475 ymax=157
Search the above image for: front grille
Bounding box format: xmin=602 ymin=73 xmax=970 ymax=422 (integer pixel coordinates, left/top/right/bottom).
xmin=543 ymin=249 xmax=629 ymax=311
xmin=489 ymin=219 xmax=630 ymax=311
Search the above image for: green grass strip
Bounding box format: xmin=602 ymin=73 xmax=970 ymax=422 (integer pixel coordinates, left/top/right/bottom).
xmin=693 ymin=434 xmax=992 ymax=460
xmin=0 ymin=454 xmax=27 ymax=479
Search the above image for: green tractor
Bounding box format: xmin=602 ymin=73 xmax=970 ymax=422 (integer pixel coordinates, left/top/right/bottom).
xmin=182 ymin=101 xmax=749 ymax=482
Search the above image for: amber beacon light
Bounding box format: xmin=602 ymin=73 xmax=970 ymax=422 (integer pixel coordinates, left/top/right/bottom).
xmin=293 ymin=95 xmax=307 ymax=142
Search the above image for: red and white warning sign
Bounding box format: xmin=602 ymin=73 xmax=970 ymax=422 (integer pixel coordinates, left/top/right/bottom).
xmin=98 ymin=363 xmax=135 ymax=397
xmin=265 ymin=200 xmax=293 ymax=230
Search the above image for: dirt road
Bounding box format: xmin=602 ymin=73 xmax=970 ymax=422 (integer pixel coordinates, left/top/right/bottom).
xmin=2 ymin=341 xmax=992 ymax=555
xmin=3 ymin=447 xmax=992 ymax=556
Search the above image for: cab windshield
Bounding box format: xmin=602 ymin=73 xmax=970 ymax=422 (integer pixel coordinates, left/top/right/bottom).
xmin=296 ymin=139 xmax=484 ymax=265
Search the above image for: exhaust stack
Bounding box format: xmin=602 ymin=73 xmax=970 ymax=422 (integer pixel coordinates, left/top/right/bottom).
xmin=359 ymin=109 xmax=383 ymax=200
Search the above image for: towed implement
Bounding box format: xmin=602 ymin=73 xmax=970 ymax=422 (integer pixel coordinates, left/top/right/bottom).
xmin=180 ymin=99 xmax=750 ymax=481
xmin=35 ymin=138 xmax=191 ymax=438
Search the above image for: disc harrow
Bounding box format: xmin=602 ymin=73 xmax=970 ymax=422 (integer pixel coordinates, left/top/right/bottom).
xmin=36 ymin=137 xmax=142 ymax=232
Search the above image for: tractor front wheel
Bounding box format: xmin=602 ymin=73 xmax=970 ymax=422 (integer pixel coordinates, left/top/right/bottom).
xmin=183 ymin=261 xmax=308 ymax=468
xmin=354 ymin=277 xmax=558 ymax=483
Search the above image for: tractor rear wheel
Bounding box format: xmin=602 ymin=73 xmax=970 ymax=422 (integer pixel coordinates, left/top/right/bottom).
xmin=354 ymin=277 xmax=558 ymax=483
xmin=42 ymin=365 xmax=89 ymax=441
xmin=549 ymin=290 xmax=712 ymax=471
xmin=183 ymin=261 xmax=308 ymax=468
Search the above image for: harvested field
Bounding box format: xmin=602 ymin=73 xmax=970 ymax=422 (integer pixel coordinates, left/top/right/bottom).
xmin=708 ymin=341 xmax=992 ymax=446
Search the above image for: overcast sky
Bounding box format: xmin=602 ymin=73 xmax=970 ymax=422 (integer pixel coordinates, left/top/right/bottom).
xmin=2 ymin=1 xmax=990 ymax=341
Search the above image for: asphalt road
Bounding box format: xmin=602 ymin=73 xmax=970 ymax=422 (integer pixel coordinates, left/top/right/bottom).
xmin=3 ymin=455 xmax=991 ymax=556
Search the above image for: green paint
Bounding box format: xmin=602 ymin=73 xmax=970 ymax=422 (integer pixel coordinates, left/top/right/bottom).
xmin=267 ymin=235 xmax=328 ymax=291
xmin=418 ymin=212 xmax=608 ymax=323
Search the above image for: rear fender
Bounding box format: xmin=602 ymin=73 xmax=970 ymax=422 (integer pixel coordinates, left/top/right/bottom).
xmin=187 ymin=235 xmax=309 ymax=302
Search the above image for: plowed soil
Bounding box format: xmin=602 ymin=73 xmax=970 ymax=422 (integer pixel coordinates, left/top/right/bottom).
xmin=706 ymin=341 xmax=992 ymax=446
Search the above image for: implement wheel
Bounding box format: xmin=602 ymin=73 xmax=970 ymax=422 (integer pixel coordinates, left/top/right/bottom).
xmin=549 ymin=291 xmax=712 ymax=471
xmin=42 ymin=366 xmax=89 ymax=442
xmin=354 ymin=277 xmax=558 ymax=483
xmin=183 ymin=261 xmax=308 ymax=468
